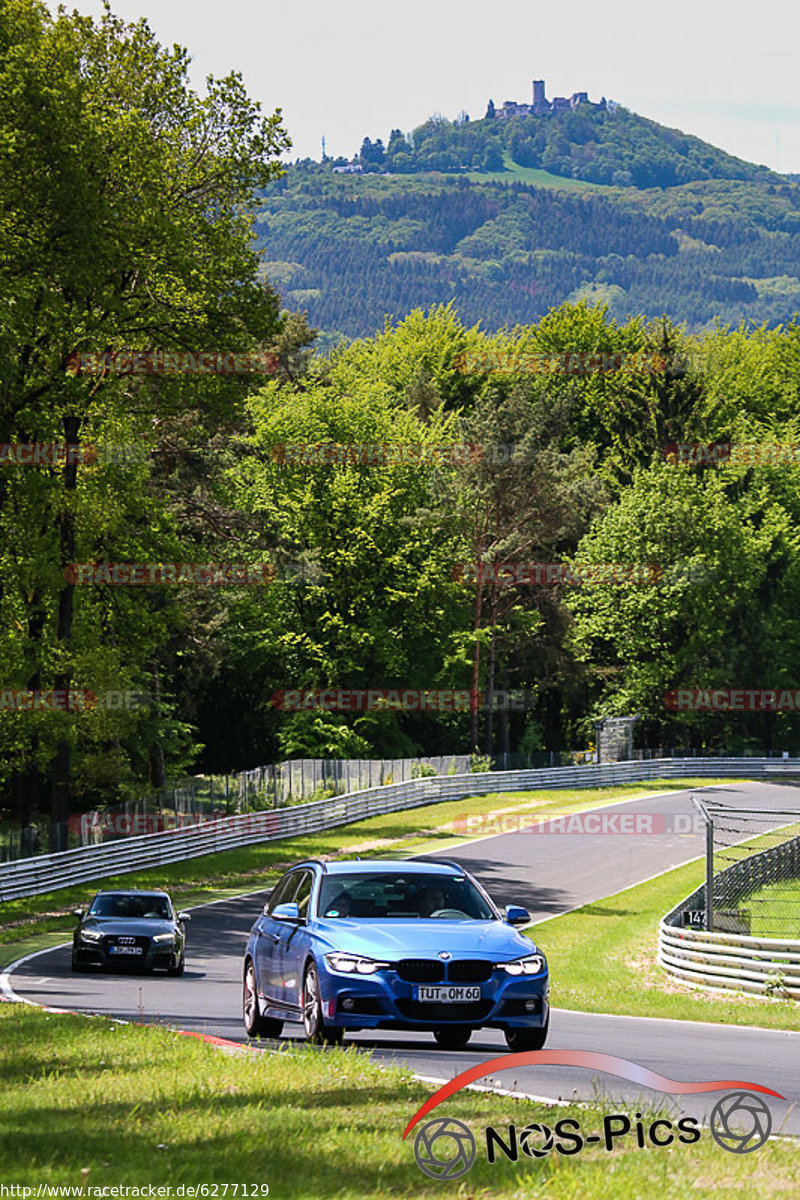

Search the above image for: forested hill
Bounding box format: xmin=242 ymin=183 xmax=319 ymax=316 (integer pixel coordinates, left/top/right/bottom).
xmin=254 ymin=107 xmax=800 ymax=340
xmin=255 ymin=168 xmax=800 ymax=339
xmin=356 ymin=106 xmax=777 ymax=190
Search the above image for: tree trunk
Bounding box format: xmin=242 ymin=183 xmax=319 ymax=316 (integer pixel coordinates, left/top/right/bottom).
xmin=15 ymin=600 xmax=47 ymax=833
xmin=498 ymin=662 xmax=510 ymax=763
xmin=149 ymin=664 xmax=166 ymax=789
xmin=469 ymin=567 xmax=484 ymax=753
xmin=50 ymin=413 xmax=80 ymax=846
xmin=483 ymin=590 xmax=497 ymax=756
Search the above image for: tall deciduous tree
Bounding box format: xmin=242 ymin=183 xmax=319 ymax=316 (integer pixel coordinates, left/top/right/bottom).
xmin=0 ymin=0 xmax=289 ymax=833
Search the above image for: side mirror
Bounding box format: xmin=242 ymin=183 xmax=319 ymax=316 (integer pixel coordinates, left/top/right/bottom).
xmin=272 ymin=901 xmax=301 ymax=923
xmin=177 ymin=912 xmax=191 ymax=923
xmin=504 ymin=905 xmax=531 ymax=926
xmin=72 ymin=908 xmax=84 ymax=920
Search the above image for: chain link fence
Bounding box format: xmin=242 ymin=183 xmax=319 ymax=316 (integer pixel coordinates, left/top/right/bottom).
xmin=1 ymin=756 xmax=474 ymax=863
xmin=0 ymin=782 xmax=231 ymax=863
xmin=234 ymin=754 xmax=473 ymax=807
xmin=691 ymin=797 xmax=800 ymax=938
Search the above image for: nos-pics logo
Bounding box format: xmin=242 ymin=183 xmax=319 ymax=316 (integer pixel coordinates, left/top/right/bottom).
xmin=414 ymin=1118 xmax=476 ymax=1181
xmin=404 ymin=1051 xmax=782 ymax=1180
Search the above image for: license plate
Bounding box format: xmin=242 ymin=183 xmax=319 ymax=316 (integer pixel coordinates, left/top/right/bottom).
xmin=109 ymin=946 xmax=142 ymax=955
xmin=413 ymin=985 xmax=480 ymax=1002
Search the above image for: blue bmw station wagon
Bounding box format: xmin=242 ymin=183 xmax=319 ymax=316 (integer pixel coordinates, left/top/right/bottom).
xmin=243 ymin=858 xmax=549 ymax=1049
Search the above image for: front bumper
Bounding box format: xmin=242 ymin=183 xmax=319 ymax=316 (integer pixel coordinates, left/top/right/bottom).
xmin=73 ymin=936 xmax=180 ymax=972
xmin=316 ymin=959 xmax=549 ymax=1030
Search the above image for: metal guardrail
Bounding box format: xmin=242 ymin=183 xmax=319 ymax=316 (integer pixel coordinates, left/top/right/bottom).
xmin=658 ymin=921 xmax=800 ymax=999
xmin=658 ymin=831 xmax=800 ymax=999
xmin=2 ymin=756 xmax=799 ymax=903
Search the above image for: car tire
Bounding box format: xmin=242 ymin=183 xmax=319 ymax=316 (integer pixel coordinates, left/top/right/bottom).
xmin=302 ymin=963 xmax=343 ymax=1046
xmin=168 ymin=955 xmax=185 ymax=977
xmin=243 ymin=960 xmax=284 ymax=1039
xmin=504 ymin=1016 xmax=549 ymax=1052
xmin=433 ymin=1026 xmax=472 ymax=1050
xmin=71 ymin=954 xmax=87 ymax=973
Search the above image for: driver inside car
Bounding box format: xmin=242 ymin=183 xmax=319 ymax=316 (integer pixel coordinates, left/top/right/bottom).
xmin=324 ymin=891 xmax=353 ymax=917
xmin=419 ymin=885 xmax=447 ymax=917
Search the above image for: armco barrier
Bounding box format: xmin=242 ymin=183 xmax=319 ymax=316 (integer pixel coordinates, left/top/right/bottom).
xmin=658 ymin=833 xmax=800 ymax=1000
xmin=1 ymin=756 xmax=798 ymax=903
xmin=658 ymin=922 xmax=800 ymax=998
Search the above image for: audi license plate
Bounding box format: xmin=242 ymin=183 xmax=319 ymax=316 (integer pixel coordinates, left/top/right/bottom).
xmin=109 ymin=945 xmax=142 ymax=955
xmin=412 ymin=985 xmax=480 ymax=1002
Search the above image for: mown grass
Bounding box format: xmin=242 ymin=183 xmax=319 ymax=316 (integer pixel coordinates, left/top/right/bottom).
xmin=529 ymin=859 xmax=800 ymax=1031
xmin=744 ymin=877 xmax=800 ymax=940
xmin=462 ymin=151 xmax=604 ymax=191
xmin=0 ymin=1005 xmax=796 ymax=1196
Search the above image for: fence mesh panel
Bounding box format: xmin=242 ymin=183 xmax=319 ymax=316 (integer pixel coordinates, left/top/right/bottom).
xmin=695 ymin=798 xmax=800 ymax=938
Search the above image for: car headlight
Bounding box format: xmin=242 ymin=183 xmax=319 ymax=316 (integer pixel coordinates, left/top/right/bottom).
xmin=152 ymin=933 xmax=176 ymax=943
xmin=79 ymin=929 xmax=102 ymax=942
xmin=499 ymin=954 xmax=546 ymax=976
xmin=324 ymin=953 xmax=389 ymax=975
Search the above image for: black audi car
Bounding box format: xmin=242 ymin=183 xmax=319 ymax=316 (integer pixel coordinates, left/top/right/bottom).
xmin=71 ymin=889 xmax=190 ymax=975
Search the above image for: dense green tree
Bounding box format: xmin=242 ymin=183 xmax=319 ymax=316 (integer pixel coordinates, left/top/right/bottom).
xmin=567 ymin=464 xmax=800 ymax=750
xmin=215 ymin=369 xmax=471 ymax=760
xmin=254 ymin=166 xmax=800 ymax=338
xmin=0 ymin=0 xmax=288 ymax=832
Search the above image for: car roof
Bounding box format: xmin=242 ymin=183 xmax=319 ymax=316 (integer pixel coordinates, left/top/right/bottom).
xmin=93 ymin=889 xmax=170 ymax=897
xmin=315 ymin=860 xmax=466 ymax=876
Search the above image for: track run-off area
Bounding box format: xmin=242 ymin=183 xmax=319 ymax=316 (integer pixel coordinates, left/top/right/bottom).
xmin=4 ymin=781 xmax=799 ymax=1135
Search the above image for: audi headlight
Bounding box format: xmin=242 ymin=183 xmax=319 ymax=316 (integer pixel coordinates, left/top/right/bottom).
xmin=152 ymin=933 xmax=176 ymax=943
xmin=80 ymin=929 xmax=102 ymax=942
xmin=499 ymin=954 xmax=545 ymax=976
xmin=324 ymin=953 xmax=389 ymax=975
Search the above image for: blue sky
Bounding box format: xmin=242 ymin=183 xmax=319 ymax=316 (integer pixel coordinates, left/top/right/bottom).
xmin=72 ymin=0 xmax=800 ymax=173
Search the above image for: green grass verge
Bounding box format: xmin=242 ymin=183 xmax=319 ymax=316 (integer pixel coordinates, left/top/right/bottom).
xmin=528 ymin=859 xmax=800 ymax=1031
xmin=744 ymin=878 xmax=800 ymax=940
xmin=0 ymin=778 xmax=738 ymax=959
xmin=0 ymin=1005 xmax=796 ymax=1196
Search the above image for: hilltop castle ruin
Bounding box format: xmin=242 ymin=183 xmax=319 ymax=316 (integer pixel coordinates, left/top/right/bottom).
xmin=492 ymin=80 xmax=607 ymax=119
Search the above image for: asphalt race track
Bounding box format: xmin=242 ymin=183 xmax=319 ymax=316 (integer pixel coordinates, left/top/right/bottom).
xmin=6 ymin=781 xmax=800 ymax=1136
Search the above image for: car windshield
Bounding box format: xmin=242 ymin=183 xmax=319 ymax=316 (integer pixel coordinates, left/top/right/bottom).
xmin=317 ymin=872 xmax=494 ymax=920
xmin=88 ymin=895 xmax=171 ymax=920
